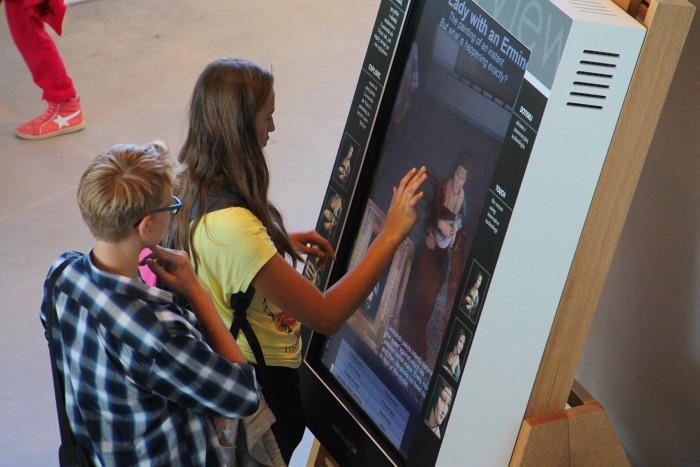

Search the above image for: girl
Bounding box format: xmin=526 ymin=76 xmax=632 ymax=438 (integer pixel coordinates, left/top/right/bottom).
xmin=172 ymin=58 xmax=426 ymax=462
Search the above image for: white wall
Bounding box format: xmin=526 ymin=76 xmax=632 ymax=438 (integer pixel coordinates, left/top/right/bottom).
xmin=577 ymin=3 xmax=700 ymax=466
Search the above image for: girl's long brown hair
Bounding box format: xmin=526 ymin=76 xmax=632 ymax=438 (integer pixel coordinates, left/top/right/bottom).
xmin=172 ymin=58 xmax=301 ymax=271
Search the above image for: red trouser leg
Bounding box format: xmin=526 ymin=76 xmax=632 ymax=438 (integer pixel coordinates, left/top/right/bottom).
xmin=5 ymin=0 xmax=76 ymax=103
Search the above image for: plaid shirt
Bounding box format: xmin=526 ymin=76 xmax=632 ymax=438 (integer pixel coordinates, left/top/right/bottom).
xmin=40 ymin=251 xmax=259 ymax=466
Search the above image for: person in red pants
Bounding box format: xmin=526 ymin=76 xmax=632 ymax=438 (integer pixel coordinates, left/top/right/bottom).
xmin=4 ymin=0 xmax=85 ymax=139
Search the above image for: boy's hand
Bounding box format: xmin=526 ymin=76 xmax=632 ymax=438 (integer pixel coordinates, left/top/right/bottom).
xmin=140 ymin=245 xmax=204 ymax=300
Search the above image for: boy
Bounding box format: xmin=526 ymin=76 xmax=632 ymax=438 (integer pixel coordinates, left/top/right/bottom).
xmin=40 ymin=141 xmax=258 ymax=465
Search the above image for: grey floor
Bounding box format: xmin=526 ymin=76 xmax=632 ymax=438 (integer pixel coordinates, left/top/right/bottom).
xmin=0 ymin=1 xmax=378 ymax=465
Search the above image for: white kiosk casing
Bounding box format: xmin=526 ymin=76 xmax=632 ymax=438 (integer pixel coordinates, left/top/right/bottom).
xmin=439 ymin=1 xmax=644 ymax=465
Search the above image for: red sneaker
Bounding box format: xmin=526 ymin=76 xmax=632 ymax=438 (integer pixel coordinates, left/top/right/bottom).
xmin=16 ymin=97 xmax=86 ymax=140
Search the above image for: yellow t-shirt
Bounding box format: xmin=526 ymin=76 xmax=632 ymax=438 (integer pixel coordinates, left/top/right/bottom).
xmin=192 ymin=207 xmax=302 ymax=368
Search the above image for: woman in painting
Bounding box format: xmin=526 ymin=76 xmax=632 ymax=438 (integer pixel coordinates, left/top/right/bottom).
xmin=442 ymin=327 xmax=467 ymax=380
xmin=398 ymin=204 xmax=457 ymax=359
xmin=429 ymin=150 xmax=475 ymax=342
xmin=441 ymin=151 xmax=471 ymax=235
xmin=398 ymin=150 xmax=474 ymax=360
xmin=463 ymin=271 xmax=483 ymax=318
xmin=424 ymin=378 xmax=454 ymax=439
xmin=336 ymin=144 xmax=354 ymax=185
xmin=321 ymin=192 xmax=343 ymax=239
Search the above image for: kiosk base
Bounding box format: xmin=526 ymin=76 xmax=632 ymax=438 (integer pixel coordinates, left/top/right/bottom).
xmin=510 ymin=381 xmax=629 ymax=467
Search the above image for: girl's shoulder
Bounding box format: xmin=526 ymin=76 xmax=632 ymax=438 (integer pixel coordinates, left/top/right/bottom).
xmin=204 ymin=205 xmax=259 ymax=228
xmin=200 ymin=207 xmax=272 ymax=247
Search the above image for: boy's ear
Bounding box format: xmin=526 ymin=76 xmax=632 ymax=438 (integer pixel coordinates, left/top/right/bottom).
xmin=134 ymin=214 xmax=153 ymax=236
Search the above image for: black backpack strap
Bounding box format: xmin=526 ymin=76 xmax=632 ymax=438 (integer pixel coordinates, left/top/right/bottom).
xmin=197 ymin=190 xmax=245 ymax=220
xmin=228 ymin=289 xmax=255 ymax=337
xmin=229 ymin=289 xmax=269 ymax=378
xmin=44 ymin=257 xmax=91 ymax=466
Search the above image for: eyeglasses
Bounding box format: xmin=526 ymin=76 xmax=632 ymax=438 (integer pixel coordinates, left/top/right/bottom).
xmin=152 ymin=195 xmax=182 ymax=215
xmin=133 ymin=195 xmax=182 ymax=228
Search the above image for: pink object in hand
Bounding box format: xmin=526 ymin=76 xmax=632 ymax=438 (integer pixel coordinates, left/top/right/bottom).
xmin=139 ymin=248 xmax=158 ymax=286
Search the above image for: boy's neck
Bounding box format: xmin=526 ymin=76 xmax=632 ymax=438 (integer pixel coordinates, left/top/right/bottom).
xmin=92 ymin=239 xmax=142 ymax=279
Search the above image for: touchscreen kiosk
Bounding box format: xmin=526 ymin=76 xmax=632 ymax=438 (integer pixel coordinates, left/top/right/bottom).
xmin=301 ymin=1 xmax=645 ymax=465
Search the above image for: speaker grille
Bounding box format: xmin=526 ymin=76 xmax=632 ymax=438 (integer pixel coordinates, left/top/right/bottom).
xmin=567 ymin=49 xmax=620 ymax=110
xmin=567 ymin=0 xmax=619 ymax=16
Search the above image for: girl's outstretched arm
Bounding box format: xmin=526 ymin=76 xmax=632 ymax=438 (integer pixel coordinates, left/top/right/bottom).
xmin=253 ymin=167 xmax=426 ymax=334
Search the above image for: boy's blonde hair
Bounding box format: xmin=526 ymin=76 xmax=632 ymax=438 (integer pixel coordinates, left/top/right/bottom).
xmin=78 ymin=141 xmax=180 ymax=242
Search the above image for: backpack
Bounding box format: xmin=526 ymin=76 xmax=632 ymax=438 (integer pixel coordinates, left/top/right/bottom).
xmin=43 ymin=255 xmax=92 ymax=466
